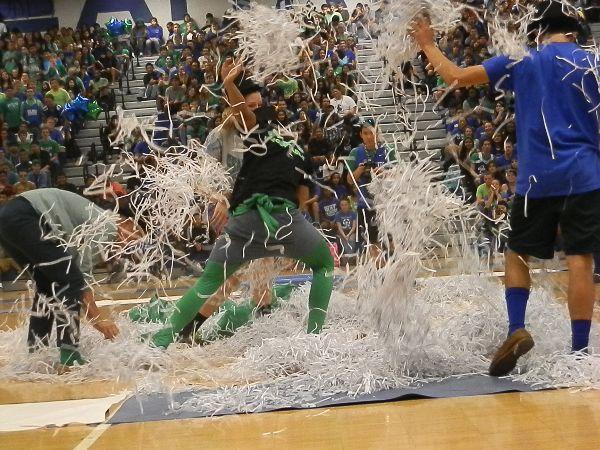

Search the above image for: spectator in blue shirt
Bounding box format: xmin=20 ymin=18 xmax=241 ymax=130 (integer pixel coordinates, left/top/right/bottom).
xmin=20 ymin=88 xmax=44 ymax=129
xmin=318 ymin=188 xmax=340 ymax=231
xmin=335 ymin=198 xmax=357 ymax=260
xmin=132 ymin=139 xmax=150 ymax=162
xmin=146 ymin=17 xmax=164 ymax=56
xmin=495 ymin=140 xmax=516 ymax=171
xmin=27 ymin=161 xmax=50 ymax=188
xmin=475 ymin=120 xmax=494 ymax=142
xmin=329 ymin=172 xmax=348 ymax=200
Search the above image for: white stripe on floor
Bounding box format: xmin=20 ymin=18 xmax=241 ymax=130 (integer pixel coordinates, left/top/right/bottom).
xmin=74 ymin=423 xmax=111 ymax=450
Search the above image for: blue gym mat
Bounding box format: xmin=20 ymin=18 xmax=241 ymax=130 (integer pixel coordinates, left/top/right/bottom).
xmin=108 ymin=375 xmax=539 ymax=425
xmin=274 ymin=274 xmax=344 ymax=285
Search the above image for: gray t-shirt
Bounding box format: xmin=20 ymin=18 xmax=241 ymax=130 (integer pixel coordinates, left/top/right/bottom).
xmin=204 ymin=127 xmax=244 ymax=178
xmin=20 ymin=189 xmax=118 ymax=275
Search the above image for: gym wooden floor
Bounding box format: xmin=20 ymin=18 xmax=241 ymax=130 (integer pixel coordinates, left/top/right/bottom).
xmin=1 ymin=389 xmax=599 ymax=449
xmin=1 ymin=269 xmax=599 ymax=449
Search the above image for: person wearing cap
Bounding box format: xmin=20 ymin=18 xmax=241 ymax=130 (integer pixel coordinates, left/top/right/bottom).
xmin=411 ymin=1 xmax=600 ymax=375
xmin=150 ymin=59 xmax=334 ymax=349
xmin=0 ymin=189 xmax=142 ymax=369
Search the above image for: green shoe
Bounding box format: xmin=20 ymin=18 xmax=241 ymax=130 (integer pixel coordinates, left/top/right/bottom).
xmin=129 ymin=294 xmax=174 ymax=324
xmin=59 ymin=348 xmax=87 ymax=367
xmin=150 ymin=327 xmax=178 ymax=349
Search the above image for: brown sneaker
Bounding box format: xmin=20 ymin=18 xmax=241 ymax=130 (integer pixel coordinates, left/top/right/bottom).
xmin=489 ymin=328 xmax=535 ymax=377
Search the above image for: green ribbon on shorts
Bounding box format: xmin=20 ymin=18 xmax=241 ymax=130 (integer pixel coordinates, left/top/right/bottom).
xmin=232 ymin=193 xmax=296 ymax=234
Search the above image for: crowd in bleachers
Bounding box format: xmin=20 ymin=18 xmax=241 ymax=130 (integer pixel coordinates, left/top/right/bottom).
xmin=0 ymin=15 xmax=137 ymax=208
xmin=0 ymin=2 xmax=381 ymax=280
xmin=1 ymin=1 xmax=596 ymax=279
xmin=111 ymin=2 xmax=385 ymax=262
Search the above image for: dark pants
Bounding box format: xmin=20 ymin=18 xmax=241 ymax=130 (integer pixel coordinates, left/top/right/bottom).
xmin=0 ymin=197 xmax=85 ymax=351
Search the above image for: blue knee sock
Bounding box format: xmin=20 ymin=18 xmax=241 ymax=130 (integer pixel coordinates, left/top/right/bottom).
xmin=571 ymin=320 xmax=592 ymax=352
xmin=506 ymin=287 xmax=529 ymax=336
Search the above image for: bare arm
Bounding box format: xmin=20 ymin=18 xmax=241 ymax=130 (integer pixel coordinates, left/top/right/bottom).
xmin=411 ymin=19 xmax=489 ymax=89
xmin=485 ymin=188 xmax=499 ymax=209
xmin=82 ymin=290 xmax=119 ymax=339
xmin=220 ymin=57 xmax=257 ymax=132
xmin=348 ymin=163 xmax=367 ymax=186
xmin=297 ymin=185 xmax=310 ymax=211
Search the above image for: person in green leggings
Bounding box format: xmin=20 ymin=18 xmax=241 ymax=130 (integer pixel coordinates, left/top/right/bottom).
xmin=150 ymin=59 xmax=334 ymax=348
xmin=130 ymin=283 xmax=297 ymax=342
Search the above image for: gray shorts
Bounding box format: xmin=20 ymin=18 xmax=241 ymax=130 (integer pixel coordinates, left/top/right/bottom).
xmin=208 ymin=209 xmax=324 ymax=266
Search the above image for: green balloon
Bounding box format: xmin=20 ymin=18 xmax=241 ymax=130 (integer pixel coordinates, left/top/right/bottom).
xmin=124 ymin=19 xmax=133 ymax=33
xmin=85 ymin=101 xmax=103 ymax=120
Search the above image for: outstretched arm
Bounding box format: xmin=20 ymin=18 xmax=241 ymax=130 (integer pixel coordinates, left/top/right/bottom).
xmin=82 ymin=290 xmax=119 ymax=339
xmin=410 ymin=19 xmax=489 ymax=89
xmin=220 ymin=57 xmax=257 ymax=132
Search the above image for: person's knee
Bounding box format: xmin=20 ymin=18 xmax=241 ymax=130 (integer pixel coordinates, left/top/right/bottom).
xmin=567 ymin=254 xmax=593 ymax=272
xmin=505 ymin=249 xmax=529 ymax=265
xmin=310 ymin=245 xmax=334 ymax=274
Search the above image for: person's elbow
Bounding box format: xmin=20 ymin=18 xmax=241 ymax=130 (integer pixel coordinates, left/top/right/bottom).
xmin=450 ymin=66 xmax=488 ymax=89
xmin=444 ymin=66 xmax=466 ymax=88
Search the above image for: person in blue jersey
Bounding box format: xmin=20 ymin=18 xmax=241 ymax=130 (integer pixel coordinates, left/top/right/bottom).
xmin=411 ymin=1 xmax=600 ymax=376
xmin=346 ymin=122 xmax=396 ymax=258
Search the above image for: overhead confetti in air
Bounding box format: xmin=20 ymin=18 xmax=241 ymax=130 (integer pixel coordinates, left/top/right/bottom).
xmin=372 ymin=0 xmax=463 ymax=82
xmin=226 ymin=3 xmax=315 ymax=83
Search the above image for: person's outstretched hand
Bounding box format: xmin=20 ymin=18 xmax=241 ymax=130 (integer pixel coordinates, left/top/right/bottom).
xmin=220 ymin=56 xmax=244 ymax=84
xmin=409 ymin=17 xmax=435 ymax=49
xmin=211 ymin=199 xmax=229 ymax=235
xmin=94 ymin=319 xmax=119 ymax=340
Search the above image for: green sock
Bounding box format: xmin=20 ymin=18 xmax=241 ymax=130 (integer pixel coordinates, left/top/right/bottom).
xmin=299 ymin=240 xmax=334 ymax=334
xmin=60 ymin=348 xmax=86 ymax=366
xmin=151 ymin=261 xmax=240 ymax=348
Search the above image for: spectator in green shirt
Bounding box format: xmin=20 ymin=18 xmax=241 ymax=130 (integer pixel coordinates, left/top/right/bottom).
xmin=275 ymin=75 xmax=299 ymax=100
xmin=155 ymin=47 xmax=169 ymax=72
xmin=21 ymin=46 xmax=42 ymax=79
xmin=476 ymin=173 xmax=494 ymax=207
xmin=45 ymin=78 xmax=72 ymax=107
xmin=37 ymin=127 xmax=63 ymax=179
xmin=38 ymin=127 xmax=62 ymax=165
xmin=2 ymin=41 xmax=19 ymax=72
xmin=16 ymin=128 xmax=32 ymax=153
xmin=0 ymin=149 xmax=14 ymax=173
xmin=1 ymin=88 xmax=22 ymax=131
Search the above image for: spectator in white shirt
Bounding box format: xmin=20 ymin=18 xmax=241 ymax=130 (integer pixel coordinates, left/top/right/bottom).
xmin=329 ymin=87 xmax=357 ymax=117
